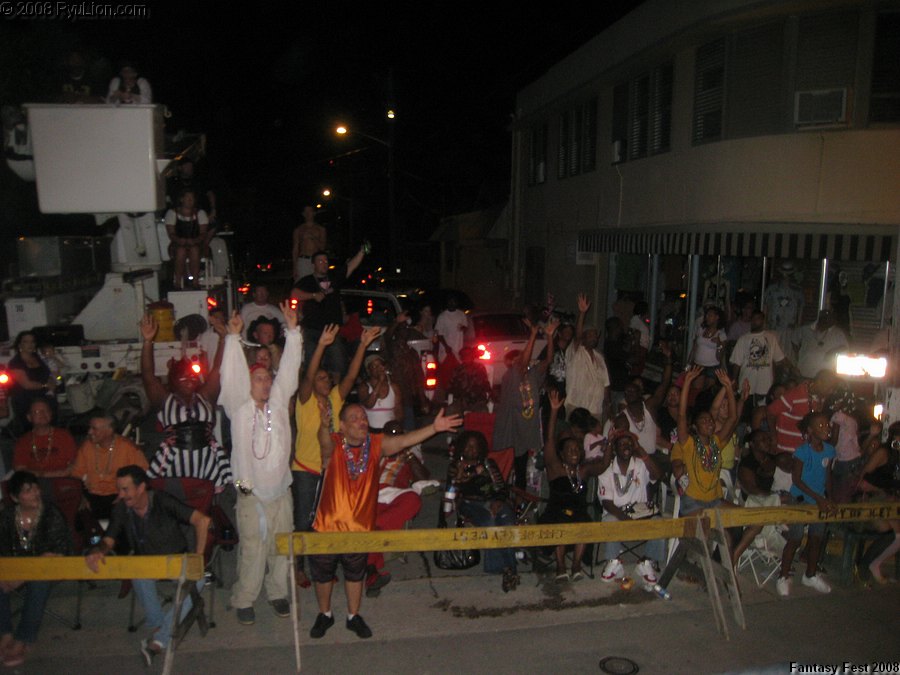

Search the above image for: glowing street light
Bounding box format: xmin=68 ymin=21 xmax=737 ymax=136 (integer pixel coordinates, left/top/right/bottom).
xmin=322 ymin=188 xmax=331 ymax=197
xmin=336 ymin=126 xmax=347 ymax=135
xmin=387 ymin=109 xmax=396 ymax=119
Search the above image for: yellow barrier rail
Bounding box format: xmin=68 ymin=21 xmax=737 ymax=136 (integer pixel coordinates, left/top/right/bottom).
xmin=0 ymin=554 xmax=205 ymax=582
xmin=276 ymin=501 xmax=898 ymax=556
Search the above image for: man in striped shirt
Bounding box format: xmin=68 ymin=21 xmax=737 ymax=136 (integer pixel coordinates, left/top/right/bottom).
xmin=767 ymin=370 xmax=839 ymax=453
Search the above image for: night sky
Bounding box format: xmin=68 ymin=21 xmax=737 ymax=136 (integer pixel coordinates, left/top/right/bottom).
xmin=0 ymin=2 xmax=643 ymax=275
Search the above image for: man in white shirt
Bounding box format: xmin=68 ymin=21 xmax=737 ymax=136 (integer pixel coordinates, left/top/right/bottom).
xmin=565 ymin=293 xmax=610 ymax=420
xmin=239 ymin=284 xmax=285 ymax=339
xmin=434 ymin=295 xmax=468 ymax=362
xmin=220 ymin=300 xmax=301 ymax=626
xmin=597 ymin=430 xmax=664 ymax=585
xmin=729 ymin=310 xmax=787 ymax=405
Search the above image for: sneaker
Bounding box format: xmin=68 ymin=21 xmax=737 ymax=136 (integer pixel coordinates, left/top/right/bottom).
xmin=635 ymin=559 xmax=659 ymax=584
xmin=270 ymin=598 xmax=291 ymax=618
xmin=346 ymin=614 xmax=373 ymax=639
xmin=776 ymin=576 xmax=791 ymax=597
xmin=236 ymin=606 xmax=256 ymax=625
xmin=139 ymin=639 xmax=161 ymax=667
xmin=309 ymin=613 xmax=334 ymax=639
xmin=801 ymin=573 xmax=831 ymax=594
xmin=601 ymin=558 xmax=624 ymax=583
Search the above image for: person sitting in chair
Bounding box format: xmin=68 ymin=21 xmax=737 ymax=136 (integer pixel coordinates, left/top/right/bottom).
xmin=598 ymin=429 xmax=665 ymax=586
xmin=85 ymin=465 xmax=210 ymax=666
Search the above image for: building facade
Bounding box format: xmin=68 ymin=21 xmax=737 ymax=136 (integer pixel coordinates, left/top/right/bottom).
xmin=511 ymin=0 xmax=900 ymax=369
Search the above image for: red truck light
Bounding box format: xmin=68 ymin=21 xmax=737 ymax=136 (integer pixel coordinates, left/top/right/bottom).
xmin=477 ymin=344 xmax=491 ymax=360
xmin=0 ymin=372 xmax=9 ymax=385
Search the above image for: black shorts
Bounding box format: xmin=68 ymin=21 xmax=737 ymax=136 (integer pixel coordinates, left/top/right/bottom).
xmin=308 ymin=552 xmax=367 ymax=583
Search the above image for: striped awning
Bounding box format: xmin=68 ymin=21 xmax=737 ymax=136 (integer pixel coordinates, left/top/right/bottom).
xmin=578 ymin=223 xmax=896 ymax=262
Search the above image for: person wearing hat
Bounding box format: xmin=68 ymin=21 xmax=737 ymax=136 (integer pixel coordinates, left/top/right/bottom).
xmin=139 ymin=312 xmax=232 ymax=489
xmin=240 ymin=284 xmax=285 ymax=339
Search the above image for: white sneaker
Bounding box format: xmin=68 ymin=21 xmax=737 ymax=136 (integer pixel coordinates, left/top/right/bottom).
xmin=601 ymin=558 xmax=624 ymax=583
xmin=776 ymin=576 xmax=791 ymax=597
xmin=800 ymin=573 xmax=831 ymax=594
xmin=635 ymin=559 xmax=659 ymax=584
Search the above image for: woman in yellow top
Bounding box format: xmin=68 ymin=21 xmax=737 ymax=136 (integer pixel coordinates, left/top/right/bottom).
xmin=671 ymin=366 xmax=739 ymax=516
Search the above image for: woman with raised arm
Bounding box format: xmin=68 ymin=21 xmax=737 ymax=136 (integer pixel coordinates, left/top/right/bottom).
xmin=540 ymin=389 xmax=607 ymax=581
xmin=140 ymin=312 xmax=231 ymax=489
xmin=671 ymin=367 xmax=739 ymax=516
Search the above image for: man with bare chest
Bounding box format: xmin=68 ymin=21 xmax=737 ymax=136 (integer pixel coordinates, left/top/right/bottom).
xmin=293 ymin=206 xmax=327 ymax=281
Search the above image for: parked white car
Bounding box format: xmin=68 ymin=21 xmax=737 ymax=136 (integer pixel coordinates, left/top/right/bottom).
xmin=463 ymin=312 xmax=547 ymax=389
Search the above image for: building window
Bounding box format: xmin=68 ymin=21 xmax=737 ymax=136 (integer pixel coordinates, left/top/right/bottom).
xmin=870 ymin=11 xmax=900 ymax=123
xmin=557 ymin=99 xmax=597 ymax=178
xmin=611 ymin=63 xmax=672 ymax=162
xmin=528 ymin=123 xmax=547 ymax=184
xmin=693 ymin=38 xmax=726 ymax=144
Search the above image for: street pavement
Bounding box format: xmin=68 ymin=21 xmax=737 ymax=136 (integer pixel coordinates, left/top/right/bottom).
xmin=10 ymin=438 xmax=900 ymax=674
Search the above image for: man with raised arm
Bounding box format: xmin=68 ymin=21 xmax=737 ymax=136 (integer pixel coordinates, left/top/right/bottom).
xmin=565 ymin=293 xmax=610 ymax=421
xmin=291 ymin=323 xmax=381 ymax=588
xmin=219 ymin=301 xmax=302 ymax=626
xmin=308 ymin=404 xmax=461 ymax=640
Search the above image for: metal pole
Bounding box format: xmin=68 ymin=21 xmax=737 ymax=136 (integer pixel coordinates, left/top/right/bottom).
xmin=649 ymin=254 xmax=660 ymax=344
xmin=880 ymin=261 xmax=890 ymax=329
xmin=818 ymin=258 xmax=829 ymax=311
xmin=687 ymin=255 xmax=700 ymax=363
xmin=760 ymin=257 xmax=768 ymax=312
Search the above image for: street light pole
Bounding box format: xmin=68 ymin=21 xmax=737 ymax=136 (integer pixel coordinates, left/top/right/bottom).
xmin=335 ymin=120 xmax=397 ymax=269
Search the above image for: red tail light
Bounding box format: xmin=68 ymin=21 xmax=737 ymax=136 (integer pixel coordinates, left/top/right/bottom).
xmin=191 ymin=363 xmax=202 ymax=375
xmin=366 ymin=299 xmax=374 ymax=315
xmin=0 ymin=371 xmax=9 ymax=385
xmin=425 ymin=377 xmax=437 ymax=389
xmin=477 ymin=344 xmax=491 ymax=360
xmin=426 ymin=361 xmax=437 ymax=371
xmin=206 ymin=296 xmax=218 ymax=311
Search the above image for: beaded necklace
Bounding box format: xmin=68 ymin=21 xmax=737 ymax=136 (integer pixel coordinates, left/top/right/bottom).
xmin=519 ymin=377 xmax=535 ymax=420
xmin=691 ymin=433 xmax=722 ymax=492
xmin=31 ymin=428 xmax=54 ymax=464
xmin=613 ymin=464 xmax=635 ymax=497
xmin=564 ymin=463 xmax=584 ymax=494
xmin=344 ymin=435 xmax=371 ymax=480
xmin=15 ymin=504 xmax=41 ymax=552
xmin=94 ymin=439 xmax=116 ymax=477
xmin=251 ymin=403 xmax=273 ymax=460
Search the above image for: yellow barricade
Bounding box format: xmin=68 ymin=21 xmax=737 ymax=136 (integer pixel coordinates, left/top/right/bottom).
xmin=0 ymin=554 xmax=205 ymax=582
xmin=275 ymin=502 xmax=899 ymax=557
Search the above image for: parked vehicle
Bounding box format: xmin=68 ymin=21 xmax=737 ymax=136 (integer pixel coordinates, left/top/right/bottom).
xmin=464 ymin=312 xmax=547 ymax=388
xmin=339 ymin=289 xmax=438 ymax=398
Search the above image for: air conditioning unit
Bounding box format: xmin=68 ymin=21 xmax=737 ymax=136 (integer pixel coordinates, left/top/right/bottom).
xmin=611 ymin=140 xmax=624 ymax=164
xmin=794 ymin=88 xmax=847 ymax=126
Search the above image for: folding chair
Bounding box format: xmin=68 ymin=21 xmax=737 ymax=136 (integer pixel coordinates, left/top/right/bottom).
xmin=736 ymin=531 xmax=784 ymax=588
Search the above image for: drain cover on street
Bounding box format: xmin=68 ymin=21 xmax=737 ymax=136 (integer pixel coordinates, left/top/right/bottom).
xmin=598 ymin=656 xmax=639 ymax=674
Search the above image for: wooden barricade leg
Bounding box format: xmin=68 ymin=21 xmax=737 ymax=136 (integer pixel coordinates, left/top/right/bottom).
xmin=289 ymin=535 xmax=302 ymax=674
xmin=685 ymin=518 xmax=730 ymax=640
xmin=711 ymin=509 xmax=746 ymax=630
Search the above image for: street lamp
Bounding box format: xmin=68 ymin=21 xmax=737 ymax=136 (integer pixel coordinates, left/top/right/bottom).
xmin=334 ymin=122 xmax=397 ymax=268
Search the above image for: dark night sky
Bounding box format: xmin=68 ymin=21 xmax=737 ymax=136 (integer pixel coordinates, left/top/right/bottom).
xmin=0 ymin=2 xmax=643 ymax=270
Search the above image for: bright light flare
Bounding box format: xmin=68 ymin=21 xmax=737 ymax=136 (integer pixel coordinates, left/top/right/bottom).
xmin=0 ymin=372 xmax=9 ymax=385
xmin=835 ymin=353 xmax=887 ymax=379
xmin=322 ymin=188 xmax=331 ymax=197
xmin=191 ymin=363 xmax=202 ymax=375
xmin=477 ymin=344 xmax=491 ymax=361
xmin=336 ymin=126 xmax=347 ymax=135
xmin=873 ymin=404 xmax=884 ymax=420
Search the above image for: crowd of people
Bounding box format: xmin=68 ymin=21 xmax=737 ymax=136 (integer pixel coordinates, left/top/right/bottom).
xmin=2 ymin=273 xmax=899 ymax=667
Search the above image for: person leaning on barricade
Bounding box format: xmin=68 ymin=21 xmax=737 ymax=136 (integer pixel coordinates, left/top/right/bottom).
xmin=84 ymin=465 xmax=210 ymax=667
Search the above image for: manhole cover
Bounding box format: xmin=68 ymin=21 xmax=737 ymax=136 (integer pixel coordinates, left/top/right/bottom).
xmin=598 ymin=656 xmax=639 ymax=674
